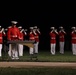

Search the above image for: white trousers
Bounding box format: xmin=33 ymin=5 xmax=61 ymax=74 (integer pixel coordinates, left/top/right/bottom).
xmin=72 ymin=44 xmax=76 ymax=55
xmin=0 ymin=44 xmax=2 ymax=57
xmin=29 ymin=47 xmax=34 ymax=54
xmin=50 ymin=44 xmax=56 ymax=55
xmin=8 ymin=44 xmax=19 ymax=58
xmin=29 ymin=43 xmax=37 ymax=55
xmin=59 ymin=42 xmax=64 ymax=54
xmin=34 ymin=42 xmax=39 ymax=53
xmin=18 ymin=44 xmax=23 ymax=56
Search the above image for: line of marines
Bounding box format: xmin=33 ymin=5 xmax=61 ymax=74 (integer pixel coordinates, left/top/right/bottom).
xmin=49 ymin=26 xmax=76 ymax=55
xmin=0 ymin=21 xmax=41 ymax=60
xmin=0 ymin=21 xmax=76 ymax=60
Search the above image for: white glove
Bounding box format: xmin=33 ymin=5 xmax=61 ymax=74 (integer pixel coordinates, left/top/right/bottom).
xmin=1 ymin=28 xmax=4 ymax=32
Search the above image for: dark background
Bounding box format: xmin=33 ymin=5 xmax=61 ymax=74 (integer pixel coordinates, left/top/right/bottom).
xmin=0 ymin=1 xmax=76 ymax=51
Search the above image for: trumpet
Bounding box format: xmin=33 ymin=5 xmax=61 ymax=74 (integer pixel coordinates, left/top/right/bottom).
xmin=51 ymin=29 xmax=58 ymax=34
xmin=51 ymin=29 xmax=57 ymax=32
xmin=20 ymin=29 xmax=24 ymax=32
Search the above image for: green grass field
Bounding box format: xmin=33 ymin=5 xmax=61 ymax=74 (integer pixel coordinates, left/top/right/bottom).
xmin=0 ymin=67 xmax=76 ymax=75
xmin=1 ymin=50 xmax=76 ymax=62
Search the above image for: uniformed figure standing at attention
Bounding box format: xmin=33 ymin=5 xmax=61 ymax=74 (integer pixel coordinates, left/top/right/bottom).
xmin=28 ymin=27 xmax=35 ymax=60
xmin=33 ymin=26 xmax=41 ymax=57
xmin=71 ymin=27 xmax=76 ymax=55
xmin=18 ymin=26 xmax=27 ymax=56
xmin=59 ymin=26 xmax=66 ymax=54
xmin=49 ymin=27 xmax=58 ymax=55
xmin=0 ymin=26 xmax=6 ymax=57
xmin=7 ymin=21 xmax=20 ymax=59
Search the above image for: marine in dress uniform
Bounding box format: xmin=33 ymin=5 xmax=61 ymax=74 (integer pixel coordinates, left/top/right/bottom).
xmin=49 ymin=27 xmax=58 ymax=55
xmin=7 ymin=21 xmax=20 ymax=59
xmin=18 ymin=26 xmax=27 ymax=56
xmin=33 ymin=26 xmax=41 ymax=57
xmin=71 ymin=27 xmax=76 ymax=55
xmin=59 ymin=26 xmax=66 ymax=54
xmin=28 ymin=27 xmax=35 ymax=60
xmin=0 ymin=26 xmax=6 ymax=57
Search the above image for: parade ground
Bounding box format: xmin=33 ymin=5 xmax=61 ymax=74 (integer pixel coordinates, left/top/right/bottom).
xmin=0 ymin=62 xmax=76 ymax=68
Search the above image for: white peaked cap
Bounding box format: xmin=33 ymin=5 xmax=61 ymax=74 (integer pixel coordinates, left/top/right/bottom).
xmin=11 ymin=21 xmax=18 ymax=24
xmin=50 ymin=27 xmax=55 ymax=29
xmin=34 ymin=26 xmax=37 ymax=29
xmin=29 ymin=27 xmax=33 ymax=29
xmin=0 ymin=26 xmax=1 ymax=28
xmin=18 ymin=26 xmax=22 ymax=28
xmin=59 ymin=26 xmax=63 ymax=29
xmin=71 ymin=27 xmax=76 ymax=29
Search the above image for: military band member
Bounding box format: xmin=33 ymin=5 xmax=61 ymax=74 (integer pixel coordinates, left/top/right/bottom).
xmin=29 ymin=27 xmax=35 ymax=60
xmin=0 ymin=26 xmax=6 ymax=57
xmin=18 ymin=26 xmax=27 ymax=56
xmin=59 ymin=26 xmax=66 ymax=54
xmin=71 ymin=27 xmax=76 ymax=55
xmin=7 ymin=21 xmax=20 ymax=59
xmin=49 ymin=27 xmax=58 ymax=55
xmin=33 ymin=26 xmax=41 ymax=57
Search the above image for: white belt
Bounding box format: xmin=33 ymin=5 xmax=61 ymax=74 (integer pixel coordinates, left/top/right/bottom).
xmin=51 ymin=38 xmax=55 ymax=39
xmin=11 ymin=35 xmax=17 ymax=37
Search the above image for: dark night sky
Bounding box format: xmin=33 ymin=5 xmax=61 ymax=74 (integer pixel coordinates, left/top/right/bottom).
xmin=0 ymin=1 xmax=76 ymax=50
